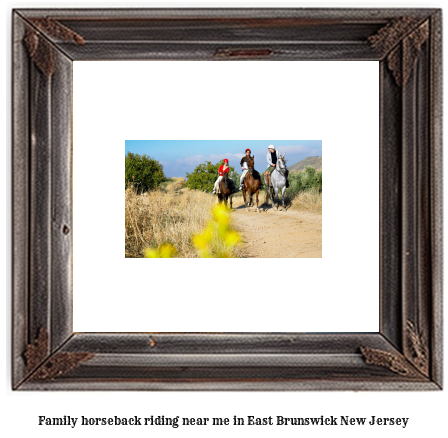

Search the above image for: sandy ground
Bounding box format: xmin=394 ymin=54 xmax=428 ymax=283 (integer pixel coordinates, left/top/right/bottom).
xmin=229 ymin=195 xmax=322 ymax=258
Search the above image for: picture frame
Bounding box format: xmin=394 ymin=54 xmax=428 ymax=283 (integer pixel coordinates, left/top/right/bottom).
xmin=12 ymin=8 xmax=442 ymax=390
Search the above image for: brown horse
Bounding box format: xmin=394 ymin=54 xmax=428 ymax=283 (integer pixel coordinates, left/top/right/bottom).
xmin=242 ymin=156 xmax=261 ymax=212
xmin=218 ymin=172 xmax=233 ymax=209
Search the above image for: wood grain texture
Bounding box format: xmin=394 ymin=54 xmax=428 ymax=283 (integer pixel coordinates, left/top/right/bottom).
xmin=379 ymin=60 xmax=402 ymax=350
xmin=429 ymin=9 xmax=443 ymax=388
xmin=12 ymin=13 xmax=30 ymax=388
xmin=29 ymin=58 xmax=52 ymax=345
xmin=12 ymin=7 xmax=443 ymax=391
xmin=50 ymin=49 xmax=73 ymax=350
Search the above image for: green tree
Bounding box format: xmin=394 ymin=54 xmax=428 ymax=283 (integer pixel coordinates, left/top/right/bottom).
xmin=230 ymin=169 xmax=241 ymax=184
xmin=302 ymin=166 xmax=322 ymax=192
xmin=287 ymin=166 xmax=322 ymax=195
xmin=185 ymin=160 xmax=235 ymax=192
xmin=125 ymin=152 xmax=165 ymax=192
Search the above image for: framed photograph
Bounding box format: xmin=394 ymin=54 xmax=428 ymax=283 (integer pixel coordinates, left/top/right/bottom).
xmin=12 ymin=8 xmax=442 ymax=390
xmin=122 ymin=139 xmax=323 ymax=259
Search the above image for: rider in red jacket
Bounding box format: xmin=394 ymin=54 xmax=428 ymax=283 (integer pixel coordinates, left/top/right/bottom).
xmin=218 ymin=163 xmax=230 ymax=176
xmin=213 ymin=159 xmax=230 ymax=194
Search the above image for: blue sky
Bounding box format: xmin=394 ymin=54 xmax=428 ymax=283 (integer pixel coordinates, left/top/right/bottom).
xmin=125 ymin=140 xmax=322 ymax=178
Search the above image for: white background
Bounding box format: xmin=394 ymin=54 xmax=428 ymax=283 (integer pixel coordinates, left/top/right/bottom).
xmin=2 ymin=1 xmax=446 ymax=438
xmin=73 ymin=60 xmax=379 ymax=332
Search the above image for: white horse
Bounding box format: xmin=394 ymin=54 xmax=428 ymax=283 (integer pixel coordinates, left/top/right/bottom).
xmin=268 ymin=154 xmax=287 ymax=210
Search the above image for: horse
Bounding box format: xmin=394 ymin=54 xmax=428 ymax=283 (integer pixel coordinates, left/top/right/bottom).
xmin=266 ymin=153 xmax=287 ymax=210
xmin=242 ymin=155 xmax=261 ymax=212
xmin=217 ymin=172 xmax=234 ymax=209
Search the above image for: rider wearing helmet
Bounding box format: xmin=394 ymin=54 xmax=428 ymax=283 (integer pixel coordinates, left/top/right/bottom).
xmin=238 ymin=148 xmax=251 ymax=190
xmin=265 ymin=145 xmax=289 ymax=188
xmin=212 ymin=158 xmax=230 ymax=194
xmin=239 ymin=148 xmax=263 ymax=190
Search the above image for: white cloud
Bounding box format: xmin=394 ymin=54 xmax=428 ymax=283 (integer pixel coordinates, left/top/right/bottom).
xmin=165 ymin=145 xmax=322 ymax=177
xmin=253 ymin=144 xmax=310 ymax=156
xmin=309 ymin=149 xmax=323 ymax=157
xmin=177 ymin=153 xmax=242 ymax=167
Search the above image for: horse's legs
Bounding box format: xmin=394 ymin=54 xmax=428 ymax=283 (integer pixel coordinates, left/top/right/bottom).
xmin=242 ymin=188 xmax=249 ymax=211
xmin=273 ymin=187 xmax=279 ymax=210
xmin=255 ymin=189 xmax=259 ymax=212
xmin=230 ymin=194 xmax=233 ymax=209
xmin=281 ymin=186 xmax=286 ymax=208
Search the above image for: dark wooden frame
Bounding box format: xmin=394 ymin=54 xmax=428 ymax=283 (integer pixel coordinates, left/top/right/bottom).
xmin=12 ymin=8 xmax=442 ymax=390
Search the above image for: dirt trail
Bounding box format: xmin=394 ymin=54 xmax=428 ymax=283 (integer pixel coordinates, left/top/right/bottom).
xmin=231 ymin=201 xmax=322 ymax=258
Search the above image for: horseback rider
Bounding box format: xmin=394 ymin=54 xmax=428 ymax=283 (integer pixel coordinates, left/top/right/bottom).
xmin=239 ymin=148 xmax=263 ymax=190
xmin=212 ymin=159 xmax=230 ymax=194
xmin=265 ymin=145 xmax=290 ymax=188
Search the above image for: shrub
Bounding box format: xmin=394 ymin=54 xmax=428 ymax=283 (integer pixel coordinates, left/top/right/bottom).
xmin=288 ymin=166 xmax=322 ymax=194
xmin=125 ymin=152 xmax=165 ymax=193
xmin=273 ymin=166 xmax=323 ymax=211
xmin=185 ymin=160 xmax=235 ymax=192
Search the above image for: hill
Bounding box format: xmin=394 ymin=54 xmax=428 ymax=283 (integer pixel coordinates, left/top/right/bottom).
xmin=288 ymin=156 xmax=322 ymax=172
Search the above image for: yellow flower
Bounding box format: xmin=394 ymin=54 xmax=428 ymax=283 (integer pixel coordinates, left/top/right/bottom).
xmin=193 ymin=224 xmax=214 ymax=250
xmin=144 ymin=248 xmax=159 ymax=258
xmin=202 ymin=224 xmax=215 ymax=242
xmin=192 ymin=234 xmax=208 ymax=250
xmin=224 ymin=230 xmax=240 ymax=247
xmin=191 ymin=204 xmax=241 ymax=257
xmin=144 ymin=243 xmax=177 ymax=258
xmin=217 ymin=223 xmax=229 ymax=239
xmin=212 ymin=204 xmax=230 ymax=226
xmin=159 ymin=243 xmax=177 ymax=258
xmin=145 ymin=203 xmax=241 ymax=259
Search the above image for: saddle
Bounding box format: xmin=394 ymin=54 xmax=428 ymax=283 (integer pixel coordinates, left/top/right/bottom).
xmin=217 ymin=178 xmax=236 ymax=194
xmin=265 ymin=172 xmax=288 ymax=188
